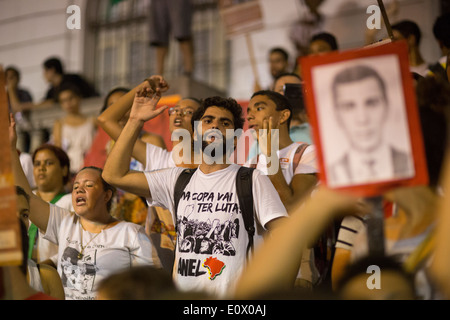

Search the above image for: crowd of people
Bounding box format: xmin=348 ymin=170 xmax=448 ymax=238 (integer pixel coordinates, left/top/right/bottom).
xmin=2 ymin=11 xmax=450 ymax=302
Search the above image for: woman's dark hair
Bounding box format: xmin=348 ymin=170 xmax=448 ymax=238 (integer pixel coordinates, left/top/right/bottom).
xmin=32 ymin=144 xmax=71 ymax=185
xmin=19 ymin=218 xmax=29 ymax=276
xmin=79 ymin=166 xmax=116 ymax=212
xmin=100 ymin=87 xmax=130 ymax=114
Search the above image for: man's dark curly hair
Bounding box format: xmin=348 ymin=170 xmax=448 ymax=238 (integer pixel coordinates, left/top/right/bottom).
xmin=191 ymin=96 xmax=244 ymax=131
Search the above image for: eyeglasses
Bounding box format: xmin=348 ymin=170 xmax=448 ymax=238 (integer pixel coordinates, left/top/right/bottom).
xmin=168 ymin=107 xmax=194 ymax=117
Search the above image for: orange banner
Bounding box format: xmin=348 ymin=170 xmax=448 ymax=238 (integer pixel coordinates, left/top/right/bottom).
xmin=0 ymin=66 xmax=22 ymax=266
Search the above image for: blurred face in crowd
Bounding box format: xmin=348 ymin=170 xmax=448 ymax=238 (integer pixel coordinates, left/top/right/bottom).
xmin=5 ymin=69 xmax=19 ymax=87
xmin=59 ymin=89 xmax=81 ymax=114
xmin=309 ymin=39 xmax=334 ymax=56
xmin=43 ymin=67 xmax=56 ymax=83
xmin=273 ymin=75 xmax=302 ymax=95
xmin=33 ymin=149 xmax=68 ymax=193
xmin=269 ymin=52 xmax=288 ymax=78
xmin=168 ymin=98 xmax=200 ymax=135
xmin=334 ymin=77 xmax=388 ymax=153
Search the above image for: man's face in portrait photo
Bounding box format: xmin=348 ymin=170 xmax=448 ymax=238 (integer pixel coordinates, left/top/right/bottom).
xmin=334 ymin=74 xmax=388 ymax=153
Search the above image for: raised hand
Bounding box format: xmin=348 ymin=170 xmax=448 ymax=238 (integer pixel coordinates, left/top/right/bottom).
xmin=138 ymin=75 xmax=170 ymax=94
xmin=129 ymin=87 xmax=168 ymax=123
xmin=258 ymin=116 xmax=280 ymax=158
xmin=148 ymin=75 xmax=170 ymax=93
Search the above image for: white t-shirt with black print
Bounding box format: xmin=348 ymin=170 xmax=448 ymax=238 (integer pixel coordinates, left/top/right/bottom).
xmin=245 ymin=142 xmax=320 ymax=284
xmin=144 ymin=164 xmax=288 ymax=298
xmin=44 ymin=204 xmax=154 ymax=300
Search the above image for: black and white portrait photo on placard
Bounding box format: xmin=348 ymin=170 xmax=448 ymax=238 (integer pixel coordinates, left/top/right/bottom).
xmin=301 ymin=41 xmax=429 ymax=197
xmin=312 ymin=55 xmax=414 ymax=187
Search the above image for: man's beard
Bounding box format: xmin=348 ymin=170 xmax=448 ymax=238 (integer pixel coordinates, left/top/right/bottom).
xmin=201 ymin=139 xmax=228 ymax=159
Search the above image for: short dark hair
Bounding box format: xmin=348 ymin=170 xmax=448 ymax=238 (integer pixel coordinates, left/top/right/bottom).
xmin=43 ymin=57 xmax=64 ymax=75
xmin=433 ymin=13 xmax=450 ymax=48
xmin=270 ymin=47 xmax=289 ymax=61
xmin=332 ymin=65 xmax=388 ymax=106
xmin=33 ymin=144 xmax=71 ymax=185
xmin=310 ymin=32 xmax=339 ymax=51
xmin=251 ymin=90 xmax=293 ymax=128
xmin=392 ymin=20 xmax=422 ymax=45
xmin=191 ymin=96 xmax=244 ymax=131
xmin=80 ymin=166 xmax=117 ymax=212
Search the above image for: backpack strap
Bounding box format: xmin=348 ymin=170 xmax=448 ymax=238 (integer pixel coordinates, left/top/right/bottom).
xmin=174 ymin=168 xmax=197 ymax=233
xmin=235 ymin=166 xmax=255 ymax=260
xmin=292 ymin=143 xmax=309 ymax=173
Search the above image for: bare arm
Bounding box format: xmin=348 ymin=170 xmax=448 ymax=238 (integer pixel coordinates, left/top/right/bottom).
xmin=6 ymin=82 xmax=34 ymax=113
xmin=102 ymin=88 xmax=168 ymax=198
xmin=52 ymin=119 xmax=62 ymax=147
xmin=97 ymin=76 xmax=169 ymax=165
xmin=39 ymin=264 xmax=65 ymax=300
xmin=271 ymin=168 xmax=317 ymax=212
xmin=259 ymin=117 xmax=317 ymax=211
xmin=233 ymin=187 xmax=363 ymax=299
xmin=9 ymin=114 xmax=50 ymax=232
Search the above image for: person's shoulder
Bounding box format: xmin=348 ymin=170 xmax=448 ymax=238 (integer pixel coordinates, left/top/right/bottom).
xmin=17 ymin=88 xmax=33 ymax=102
xmin=63 ymin=73 xmax=84 ymax=82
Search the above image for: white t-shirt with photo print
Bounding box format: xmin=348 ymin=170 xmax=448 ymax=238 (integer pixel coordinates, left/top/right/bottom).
xmin=144 ymin=163 xmax=287 ymax=298
xmin=44 ymin=204 xmax=154 ymax=300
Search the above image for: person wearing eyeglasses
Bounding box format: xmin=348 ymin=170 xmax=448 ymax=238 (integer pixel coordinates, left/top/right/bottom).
xmin=97 ymin=76 xmax=200 ymax=170
xmin=97 ymin=76 xmax=201 ymax=271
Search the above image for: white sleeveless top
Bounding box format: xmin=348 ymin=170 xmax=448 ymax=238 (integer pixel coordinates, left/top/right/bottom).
xmin=61 ymin=120 xmax=95 ymax=173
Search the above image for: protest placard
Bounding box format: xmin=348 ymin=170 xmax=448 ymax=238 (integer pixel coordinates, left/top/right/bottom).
xmin=301 ymin=41 xmax=428 ymax=197
xmin=0 ymin=66 xmax=22 ymax=266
